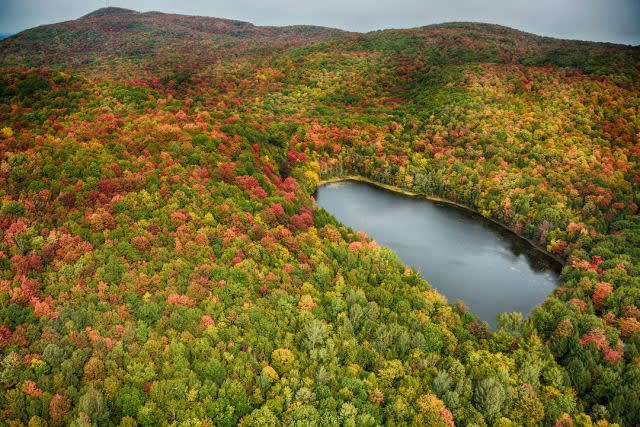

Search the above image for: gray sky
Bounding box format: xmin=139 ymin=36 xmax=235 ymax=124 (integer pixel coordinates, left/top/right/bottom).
xmin=0 ymin=0 xmax=639 ymax=45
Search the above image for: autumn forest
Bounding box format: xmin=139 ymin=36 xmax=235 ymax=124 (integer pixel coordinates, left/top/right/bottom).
xmin=0 ymin=6 xmax=639 ymax=426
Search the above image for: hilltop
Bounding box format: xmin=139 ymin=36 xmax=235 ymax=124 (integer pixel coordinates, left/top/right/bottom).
xmin=0 ymin=7 xmax=347 ymax=72
xmin=1 ymin=8 xmax=638 ymax=81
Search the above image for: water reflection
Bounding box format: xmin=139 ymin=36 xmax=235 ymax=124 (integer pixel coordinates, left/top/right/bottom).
xmin=316 ymin=180 xmax=561 ymax=327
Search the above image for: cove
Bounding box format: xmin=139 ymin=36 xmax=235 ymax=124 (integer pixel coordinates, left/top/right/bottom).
xmin=316 ymin=179 xmax=562 ymax=328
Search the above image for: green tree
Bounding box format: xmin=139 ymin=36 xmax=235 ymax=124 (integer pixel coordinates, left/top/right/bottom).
xmin=474 ymin=377 xmax=507 ymax=423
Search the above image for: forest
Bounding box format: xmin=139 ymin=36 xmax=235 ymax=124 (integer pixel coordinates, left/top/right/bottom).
xmin=0 ymin=7 xmax=639 ymax=426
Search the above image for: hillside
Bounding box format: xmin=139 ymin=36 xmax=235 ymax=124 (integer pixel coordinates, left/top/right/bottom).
xmin=0 ymin=8 xmax=639 ymax=426
xmin=0 ymin=7 xmax=347 ymax=77
xmin=2 ymin=9 xmax=638 ymax=83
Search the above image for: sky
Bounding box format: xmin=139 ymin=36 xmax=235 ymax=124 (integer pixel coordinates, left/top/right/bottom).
xmin=0 ymin=0 xmax=639 ymax=45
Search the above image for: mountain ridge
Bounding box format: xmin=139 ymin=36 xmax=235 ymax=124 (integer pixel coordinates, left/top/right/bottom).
xmin=1 ymin=8 xmax=637 ymax=83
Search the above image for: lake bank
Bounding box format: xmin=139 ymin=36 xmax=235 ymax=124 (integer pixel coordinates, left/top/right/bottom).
xmin=316 ymin=175 xmax=565 ymax=266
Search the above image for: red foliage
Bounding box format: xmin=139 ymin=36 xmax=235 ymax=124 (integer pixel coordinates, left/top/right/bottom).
xmin=49 ymin=393 xmax=72 ymax=424
xmin=603 ymin=349 xmax=622 ymax=363
xmin=97 ymin=175 xmax=143 ymax=195
xmin=287 ymin=149 xmax=307 ymax=165
xmin=22 ymin=380 xmax=43 ymax=397
xmin=567 ymin=222 xmax=587 ymax=235
xmin=569 ymin=298 xmax=588 ymax=313
xmin=171 ymin=210 xmax=191 ymax=225
xmin=85 ymin=190 xmax=106 ymax=206
xmin=259 ymin=283 xmax=270 ymax=296
xmin=0 ymin=326 xmax=12 ymax=348
xmin=191 ymin=166 xmax=210 ymax=182
xmin=290 ymin=208 xmax=314 ymax=232
xmin=215 ymin=162 xmax=236 ymax=183
xmin=439 ymin=406 xmax=455 ymax=427
xmin=13 ymin=276 xmax=42 ymax=303
xmin=11 ymin=252 xmax=43 ymax=275
xmin=31 ymin=297 xmax=58 ymax=319
xmin=58 ymin=191 xmax=76 ymax=208
xmin=3 ymin=218 xmax=28 ymax=247
xmin=167 ymin=293 xmax=196 ymax=307
xmin=349 ymin=241 xmax=364 ymax=250
xmin=592 ymin=282 xmax=613 ymax=310
xmin=580 ymin=328 xmax=608 ymax=351
xmin=200 ymin=315 xmax=215 ymax=328
xmin=85 ymin=327 xmax=116 ymax=351
xmin=261 ymin=203 xmax=288 ymax=225
xmin=602 ymin=311 xmax=617 ymax=326
xmin=132 ymin=235 xmax=151 ymax=251
xmin=55 ymin=234 xmax=93 ymax=263
xmin=235 ymin=175 xmax=267 ymax=199
xmin=570 ymin=256 xmax=603 ymax=275
xmin=277 ymin=176 xmax=297 ymax=193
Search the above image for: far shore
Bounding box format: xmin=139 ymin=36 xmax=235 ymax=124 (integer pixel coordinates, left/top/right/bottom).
xmin=316 ymin=175 xmax=565 ymax=266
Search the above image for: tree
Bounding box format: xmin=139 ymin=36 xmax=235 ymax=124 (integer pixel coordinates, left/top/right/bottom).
xmin=78 ymin=387 xmax=110 ymax=425
xmin=207 ymin=379 xmax=251 ymax=426
xmin=414 ymin=394 xmax=455 ymax=426
xmin=49 ymin=393 xmax=71 ymax=426
xmin=271 ymin=348 xmax=295 ymax=375
xmin=474 ymin=377 xmax=507 ymax=423
xmin=242 ymin=406 xmax=278 ymax=426
xmin=115 ymin=384 xmax=146 ymax=418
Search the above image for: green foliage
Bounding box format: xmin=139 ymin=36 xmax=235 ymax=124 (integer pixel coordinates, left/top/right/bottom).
xmin=78 ymin=388 xmax=110 ymax=424
xmin=0 ymin=200 xmax=25 ymax=216
xmin=473 ymin=377 xmax=507 ymax=423
xmin=99 ymin=255 xmax=126 ymax=285
xmin=114 ymin=384 xmax=146 ymax=418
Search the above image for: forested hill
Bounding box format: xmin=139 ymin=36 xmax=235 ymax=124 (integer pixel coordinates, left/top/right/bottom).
xmin=0 ymin=7 xmax=347 ymax=72
xmin=1 ymin=8 xmax=638 ymax=80
xmin=0 ymin=7 xmax=639 ymax=426
xmin=351 ymin=23 xmax=639 ymax=80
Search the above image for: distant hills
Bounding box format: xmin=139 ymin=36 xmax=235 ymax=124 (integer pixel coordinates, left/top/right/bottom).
xmin=0 ymin=7 xmax=638 ymax=81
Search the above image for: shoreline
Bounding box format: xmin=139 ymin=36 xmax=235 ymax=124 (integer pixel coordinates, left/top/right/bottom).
xmin=316 ymin=175 xmax=565 ymax=267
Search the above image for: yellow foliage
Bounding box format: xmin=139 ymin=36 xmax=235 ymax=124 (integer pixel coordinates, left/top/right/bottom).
xmin=261 ymin=365 xmax=279 ymax=381
xmin=467 ymin=350 xmax=515 ymax=382
xmin=28 ymin=416 xmax=47 ymax=427
xmin=346 ymin=364 xmax=362 ymax=377
xmin=1 ymin=127 xmax=13 ymax=138
xmin=118 ymin=417 xmax=138 ymax=427
xmin=271 ymin=348 xmax=295 ymax=374
xmin=303 ymin=169 xmax=320 ymax=188
xmin=415 ymin=393 xmax=454 ymax=427
xmin=378 ymin=359 xmax=405 ymax=386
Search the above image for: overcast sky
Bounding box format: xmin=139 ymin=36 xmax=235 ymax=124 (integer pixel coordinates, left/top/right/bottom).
xmin=0 ymin=0 xmax=638 ymax=45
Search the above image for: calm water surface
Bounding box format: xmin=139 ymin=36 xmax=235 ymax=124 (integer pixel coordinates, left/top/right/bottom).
xmin=316 ymin=180 xmax=561 ymax=327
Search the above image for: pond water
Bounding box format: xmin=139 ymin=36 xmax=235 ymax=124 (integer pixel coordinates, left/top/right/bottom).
xmin=316 ymin=180 xmax=562 ymax=328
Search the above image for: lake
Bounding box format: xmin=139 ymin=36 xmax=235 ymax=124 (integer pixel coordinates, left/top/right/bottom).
xmin=315 ymin=180 xmax=561 ymax=328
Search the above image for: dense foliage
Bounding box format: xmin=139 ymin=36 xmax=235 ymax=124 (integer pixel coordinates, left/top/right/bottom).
xmin=0 ymin=7 xmax=639 ymax=426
